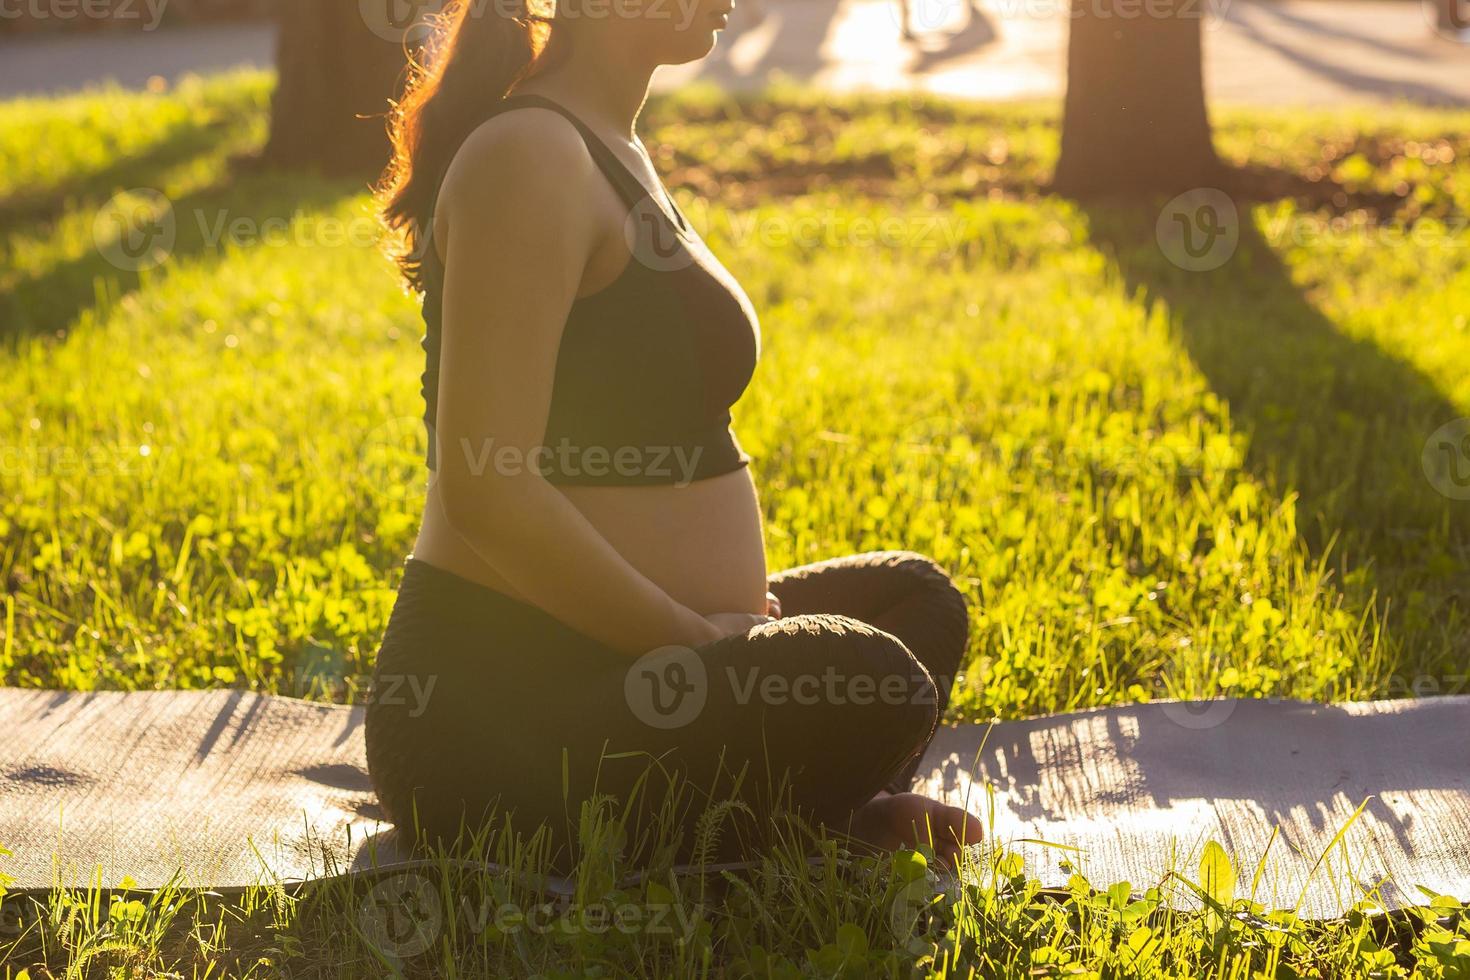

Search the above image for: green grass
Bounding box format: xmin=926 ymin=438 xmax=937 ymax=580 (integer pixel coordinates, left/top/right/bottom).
xmin=2 ymin=71 xmax=1469 ymax=976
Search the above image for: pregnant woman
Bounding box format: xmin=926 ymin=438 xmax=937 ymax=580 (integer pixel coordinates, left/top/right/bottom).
xmin=366 ymin=0 xmax=982 ymax=869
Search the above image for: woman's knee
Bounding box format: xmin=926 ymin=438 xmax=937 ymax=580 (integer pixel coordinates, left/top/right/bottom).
xmin=884 ymin=551 xmax=966 ymax=603
xmin=754 ymin=614 xmax=939 ymax=744
xmin=869 ymin=553 xmax=970 ymax=652
xmin=769 ymin=551 xmax=968 ymax=627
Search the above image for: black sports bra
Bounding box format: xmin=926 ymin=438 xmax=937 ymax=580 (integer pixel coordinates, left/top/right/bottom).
xmin=419 ymin=93 xmax=761 ymax=487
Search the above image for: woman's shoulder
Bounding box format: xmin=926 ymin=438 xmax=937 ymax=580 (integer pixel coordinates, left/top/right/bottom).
xmin=439 ymin=103 xmax=599 ymax=213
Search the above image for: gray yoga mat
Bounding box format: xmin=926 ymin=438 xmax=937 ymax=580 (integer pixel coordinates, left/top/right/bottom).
xmin=1 ymin=688 xmax=1466 ymax=916
xmin=914 ymin=696 xmax=1470 ymax=916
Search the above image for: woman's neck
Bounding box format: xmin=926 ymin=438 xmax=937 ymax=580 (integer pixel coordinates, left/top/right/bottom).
xmin=516 ymin=38 xmax=656 ymax=140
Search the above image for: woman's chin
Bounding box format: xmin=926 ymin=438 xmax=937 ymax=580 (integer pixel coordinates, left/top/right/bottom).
xmin=661 ymin=32 xmax=722 ymax=67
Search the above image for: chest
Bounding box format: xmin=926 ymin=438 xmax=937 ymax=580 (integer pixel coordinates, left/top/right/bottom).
xmin=551 ymin=228 xmax=762 ymax=425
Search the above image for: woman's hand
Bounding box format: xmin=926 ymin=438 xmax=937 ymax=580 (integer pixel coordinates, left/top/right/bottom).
xmin=765 ymin=591 xmax=783 ymax=619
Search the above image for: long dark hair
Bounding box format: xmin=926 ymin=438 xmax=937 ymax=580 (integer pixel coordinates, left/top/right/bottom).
xmin=377 ymin=0 xmax=559 ymax=292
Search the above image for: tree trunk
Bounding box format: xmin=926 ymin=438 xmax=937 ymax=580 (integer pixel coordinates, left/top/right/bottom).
xmin=1053 ymin=0 xmax=1225 ymax=198
xmin=260 ymin=0 xmax=417 ymax=175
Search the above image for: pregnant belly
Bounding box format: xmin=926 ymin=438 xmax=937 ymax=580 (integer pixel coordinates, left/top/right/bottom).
xmin=412 ymin=467 xmax=769 ymax=619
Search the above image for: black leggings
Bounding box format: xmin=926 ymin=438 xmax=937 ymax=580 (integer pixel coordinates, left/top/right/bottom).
xmin=365 ymin=551 xmax=968 ymax=868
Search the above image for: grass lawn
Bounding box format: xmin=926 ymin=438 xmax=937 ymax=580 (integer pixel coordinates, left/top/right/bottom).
xmin=1 ymin=71 xmax=1468 ymax=977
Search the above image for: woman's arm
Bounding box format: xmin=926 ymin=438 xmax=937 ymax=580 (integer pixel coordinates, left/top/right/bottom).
xmin=431 ymin=110 xmax=724 ymax=656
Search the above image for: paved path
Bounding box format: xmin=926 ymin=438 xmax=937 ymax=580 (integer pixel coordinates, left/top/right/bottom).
xmin=0 ymin=0 xmax=1466 ymax=106
xmin=0 ymin=23 xmax=275 ymax=99
xmin=655 ymin=0 xmax=1470 ymax=105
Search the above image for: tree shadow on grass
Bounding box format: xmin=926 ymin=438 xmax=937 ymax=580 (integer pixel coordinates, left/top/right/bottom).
xmin=0 ymin=116 xmax=242 ymax=229
xmin=1079 ymin=204 xmax=1469 ymax=677
xmin=1 ymin=167 xmax=362 ymax=347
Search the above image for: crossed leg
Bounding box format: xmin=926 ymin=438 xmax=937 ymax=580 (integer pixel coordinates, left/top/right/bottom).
xmin=764 ymin=551 xmax=982 ymax=863
xmin=597 ymin=551 xmax=982 ymax=864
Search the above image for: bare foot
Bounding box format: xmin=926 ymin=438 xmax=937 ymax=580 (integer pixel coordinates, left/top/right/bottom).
xmin=848 ymin=791 xmax=984 ymax=868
